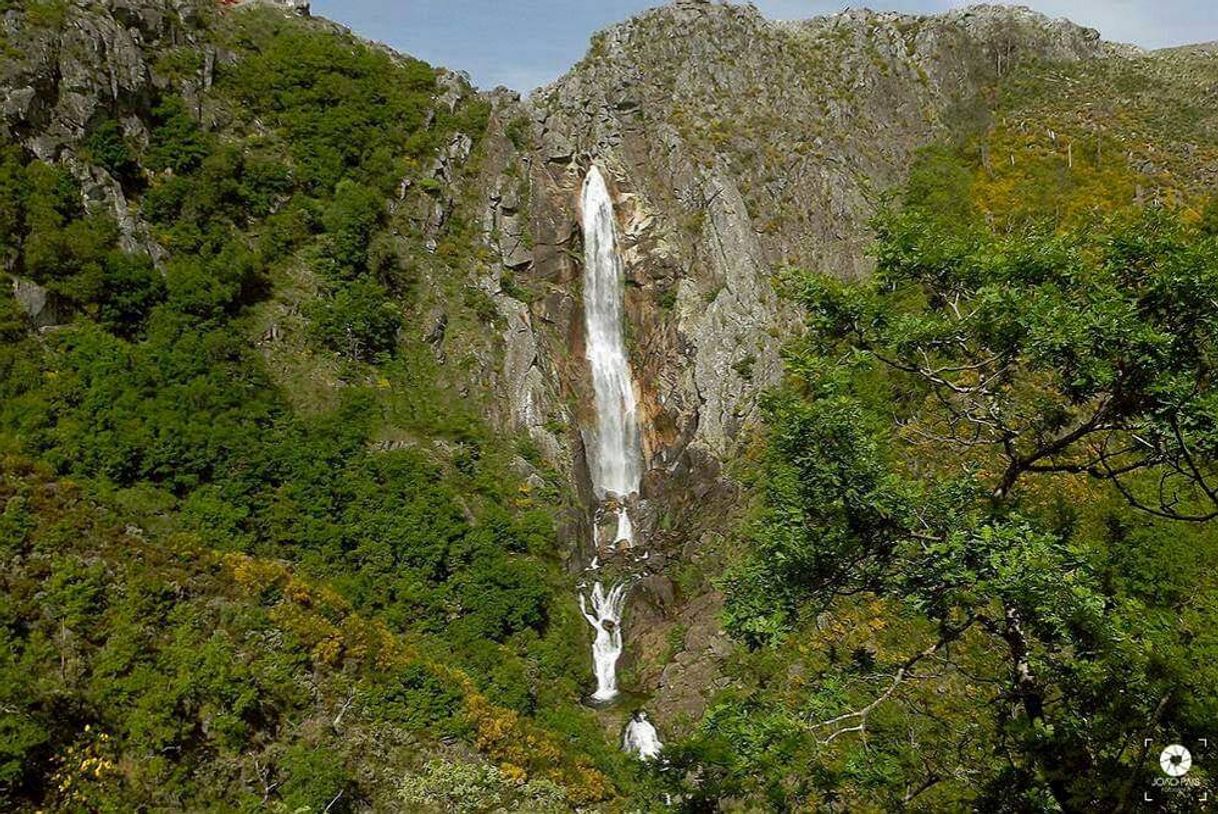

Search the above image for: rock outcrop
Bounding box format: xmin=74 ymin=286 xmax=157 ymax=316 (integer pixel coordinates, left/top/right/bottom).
xmin=482 ymin=1 xmax=1126 ymax=467
xmin=0 ymin=1 xmax=221 ymax=260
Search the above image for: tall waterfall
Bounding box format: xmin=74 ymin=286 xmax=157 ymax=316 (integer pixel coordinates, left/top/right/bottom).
xmin=576 ymin=166 xmax=658 ymax=743
xmin=581 ymin=165 xmax=642 ymax=547
xmin=579 ymin=581 xmax=628 ymax=702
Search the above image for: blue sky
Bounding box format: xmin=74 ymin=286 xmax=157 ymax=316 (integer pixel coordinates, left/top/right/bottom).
xmin=309 ymin=1 xmax=1218 ymax=91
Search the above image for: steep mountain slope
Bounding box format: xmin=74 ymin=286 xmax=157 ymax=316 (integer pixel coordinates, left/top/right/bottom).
xmin=2 ymin=0 xmax=1216 ymax=811
xmin=484 ymin=1 xmax=1125 ymax=468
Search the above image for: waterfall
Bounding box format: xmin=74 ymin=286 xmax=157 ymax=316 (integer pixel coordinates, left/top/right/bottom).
xmin=622 ymin=710 xmax=663 ymax=760
xmin=576 ymin=168 xmax=664 ymax=757
xmin=581 ymin=165 xmax=642 ymax=547
xmin=579 ymin=581 xmax=628 ymax=702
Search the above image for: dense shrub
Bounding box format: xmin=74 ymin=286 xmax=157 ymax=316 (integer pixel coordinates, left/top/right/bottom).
xmin=83 ymin=117 xmax=138 ymax=184
xmin=306 ymin=279 xmax=402 ymax=360
xmin=0 ymin=6 xmax=605 ymax=811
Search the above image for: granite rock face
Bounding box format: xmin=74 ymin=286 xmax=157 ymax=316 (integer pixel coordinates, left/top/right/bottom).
xmin=471 ymin=2 xmax=1124 ymax=528
xmin=464 ymin=1 xmax=1126 ymax=725
xmin=0 ymin=0 xmax=219 ymax=260
xmin=483 ymin=1 xmax=1124 ymax=466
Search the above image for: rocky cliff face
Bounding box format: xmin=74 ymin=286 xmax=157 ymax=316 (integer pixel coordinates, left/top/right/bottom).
xmin=481 ymin=0 xmax=1125 ymax=477
xmin=0 ymin=0 xmax=321 ymax=321
xmin=1 ymin=0 xmax=206 ymax=259
xmin=463 ymin=1 xmax=1127 ymax=728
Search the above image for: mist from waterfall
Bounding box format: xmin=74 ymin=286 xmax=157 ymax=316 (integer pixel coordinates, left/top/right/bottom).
xmin=579 ymin=581 xmax=628 ymax=702
xmin=581 ymin=165 xmax=642 ymax=546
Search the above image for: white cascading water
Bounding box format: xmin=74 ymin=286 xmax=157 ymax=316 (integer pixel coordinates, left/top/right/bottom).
xmin=622 ymin=710 xmax=663 ymax=760
xmin=577 ymin=166 xmax=660 ymax=748
xmin=579 ymin=581 xmax=628 ymax=702
xmin=581 ymin=165 xmax=642 ymax=547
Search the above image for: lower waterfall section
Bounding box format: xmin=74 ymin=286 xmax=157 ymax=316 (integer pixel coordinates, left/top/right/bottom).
xmin=614 ymin=505 xmax=633 ymax=547
xmin=622 ymin=710 xmax=663 ymax=760
xmin=578 ymin=581 xmax=628 ymax=702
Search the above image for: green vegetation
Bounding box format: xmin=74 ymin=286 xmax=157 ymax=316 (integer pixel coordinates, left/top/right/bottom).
xmin=662 ymin=43 xmax=1218 ymax=811
xmin=5 ymin=2 xmax=1218 ymax=812
xmin=0 ymin=6 xmax=630 ymax=811
xmin=696 ymin=183 xmax=1218 ymax=808
xmin=970 ymin=49 xmax=1218 ymax=229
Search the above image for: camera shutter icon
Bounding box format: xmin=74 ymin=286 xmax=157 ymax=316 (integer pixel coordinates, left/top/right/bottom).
xmin=1159 ymin=744 xmax=1192 ymax=777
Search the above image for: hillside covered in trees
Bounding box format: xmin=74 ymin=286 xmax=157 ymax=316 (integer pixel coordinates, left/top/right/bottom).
xmin=0 ymin=3 xmax=634 ymax=810
xmin=1 ymin=1 xmax=1216 ymax=812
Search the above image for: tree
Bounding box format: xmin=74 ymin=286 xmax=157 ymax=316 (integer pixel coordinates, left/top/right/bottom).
xmin=724 ymin=207 xmax=1218 ymax=810
xmin=83 ymin=117 xmax=138 ymax=185
xmin=146 ymin=96 xmax=212 ymax=175
xmin=306 ymin=279 xmax=402 ymax=361
xmin=855 ymin=207 xmax=1218 ymax=520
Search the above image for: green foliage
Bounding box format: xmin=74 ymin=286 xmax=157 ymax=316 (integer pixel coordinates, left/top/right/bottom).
xmin=0 ymin=8 xmax=614 ymax=811
xmin=903 ymin=143 xmax=974 ymax=223
xmin=988 ymin=48 xmax=1218 ymax=224
xmin=655 ymin=285 xmax=677 ymax=310
xmin=504 ymin=114 xmax=533 ymax=151
xmin=399 ymin=759 xmax=571 ymax=813
xmin=0 ymin=291 xmax=26 ymax=342
xmin=306 ymin=279 xmax=403 ymax=361
xmin=82 ymin=117 xmax=138 ymax=184
xmin=23 ymin=213 xmax=117 ymax=304
xmin=865 ymin=206 xmax=1218 ymax=516
xmin=1201 ymin=195 xmax=1218 ymax=236
xmin=23 ymin=0 xmax=68 ymax=29
xmin=719 ymin=206 xmax=1218 ymax=809
xmin=220 ymin=9 xmax=440 ymax=194
xmin=145 ymin=96 xmax=212 ymax=175
xmin=96 ymin=252 xmax=165 ymax=337
xmin=278 ymin=744 xmax=348 ymax=812
xmin=0 ymin=148 xmax=166 ymax=333
xmin=321 ymin=179 xmax=387 ymax=277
